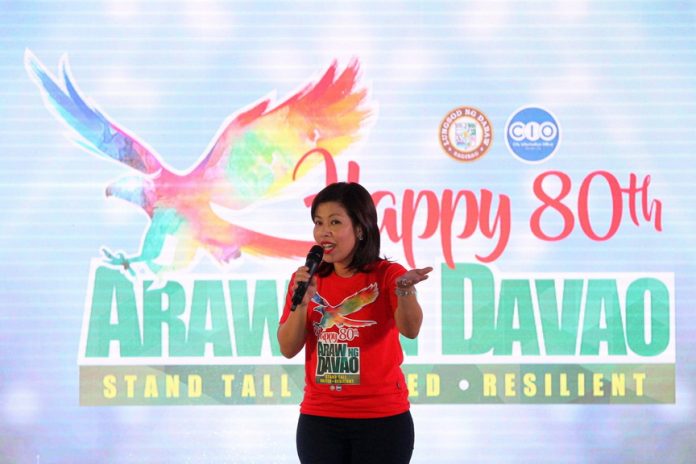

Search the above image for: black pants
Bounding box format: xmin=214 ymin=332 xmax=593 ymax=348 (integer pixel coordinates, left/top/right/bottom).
xmin=296 ymin=411 xmax=414 ymax=464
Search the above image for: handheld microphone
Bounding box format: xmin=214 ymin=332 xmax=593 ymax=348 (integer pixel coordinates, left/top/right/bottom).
xmin=290 ymin=245 xmax=324 ymax=311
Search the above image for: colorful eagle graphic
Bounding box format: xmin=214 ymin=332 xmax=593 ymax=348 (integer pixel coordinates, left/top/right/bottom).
xmin=312 ymin=283 xmax=379 ymax=330
xmin=24 ymin=50 xmax=370 ymax=276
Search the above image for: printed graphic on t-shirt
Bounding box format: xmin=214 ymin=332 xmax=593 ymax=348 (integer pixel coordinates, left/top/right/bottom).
xmin=312 ymin=283 xmax=379 ymax=385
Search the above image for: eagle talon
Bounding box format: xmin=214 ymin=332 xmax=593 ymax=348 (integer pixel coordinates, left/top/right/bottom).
xmin=101 ymin=247 xmax=136 ymax=276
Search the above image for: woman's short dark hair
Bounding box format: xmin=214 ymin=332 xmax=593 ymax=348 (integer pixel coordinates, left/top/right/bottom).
xmin=311 ymin=182 xmax=381 ymax=276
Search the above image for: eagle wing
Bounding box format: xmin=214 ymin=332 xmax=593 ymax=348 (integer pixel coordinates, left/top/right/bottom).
xmin=337 ymin=283 xmax=379 ymax=316
xmin=25 ymin=49 xmax=165 ymax=175
xmin=192 ymin=59 xmax=371 ymax=210
xmin=312 ymin=293 xmax=330 ymax=308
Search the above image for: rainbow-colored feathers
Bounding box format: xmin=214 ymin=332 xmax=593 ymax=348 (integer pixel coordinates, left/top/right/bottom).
xmin=312 ymin=283 xmax=379 ymax=329
xmin=25 ymin=50 xmax=371 ymax=275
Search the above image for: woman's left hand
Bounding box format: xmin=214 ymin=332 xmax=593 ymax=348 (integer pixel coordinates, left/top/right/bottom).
xmin=397 ymin=267 xmax=434 ymax=288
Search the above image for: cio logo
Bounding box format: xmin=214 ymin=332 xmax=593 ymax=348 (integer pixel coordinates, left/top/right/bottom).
xmin=439 ymin=106 xmax=493 ymax=162
xmin=505 ymin=106 xmax=560 ymax=163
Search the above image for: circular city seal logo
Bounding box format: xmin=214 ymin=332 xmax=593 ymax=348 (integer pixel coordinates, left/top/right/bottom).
xmin=438 ymin=106 xmax=493 ymax=162
xmin=505 ymin=106 xmax=561 ymax=163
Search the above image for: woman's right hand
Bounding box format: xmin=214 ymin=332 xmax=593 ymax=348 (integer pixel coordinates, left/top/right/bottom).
xmin=292 ymin=265 xmax=318 ymax=308
xmin=279 ymin=266 xmax=316 ymax=358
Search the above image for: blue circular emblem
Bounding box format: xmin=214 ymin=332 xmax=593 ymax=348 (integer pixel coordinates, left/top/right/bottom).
xmin=505 ymin=106 xmax=560 ymax=163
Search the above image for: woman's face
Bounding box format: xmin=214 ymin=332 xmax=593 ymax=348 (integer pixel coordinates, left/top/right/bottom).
xmin=313 ymin=201 xmax=360 ymax=275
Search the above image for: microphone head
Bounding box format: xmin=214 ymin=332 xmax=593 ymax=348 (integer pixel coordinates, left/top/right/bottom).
xmin=307 ymin=245 xmax=324 ymax=263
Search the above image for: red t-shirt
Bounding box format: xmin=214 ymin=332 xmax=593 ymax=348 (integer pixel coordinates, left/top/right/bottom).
xmin=280 ymin=259 xmax=409 ymax=418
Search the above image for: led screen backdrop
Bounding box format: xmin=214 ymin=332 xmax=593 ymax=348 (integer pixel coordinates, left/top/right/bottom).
xmin=1 ymin=0 xmax=694 ymax=462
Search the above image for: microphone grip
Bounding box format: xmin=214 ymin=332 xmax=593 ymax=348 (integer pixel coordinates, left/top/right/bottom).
xmin=290 ymin=281 xmax=308 ymax=311
xmin=290 ymin=245 xmax=324 ymax=311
